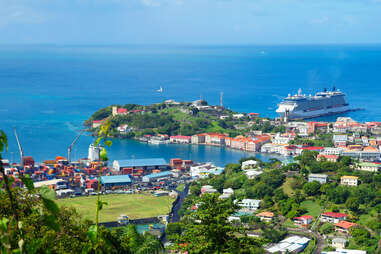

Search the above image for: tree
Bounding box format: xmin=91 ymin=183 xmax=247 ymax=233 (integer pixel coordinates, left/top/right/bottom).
xmin=190 ymin=184 xmax=201 ymax=196
xmin=319 ymin=223 xmax=334 ymax=234
xmin=345 ymin=197 xmax=360 ymax=213
xmin=303 ymin=181 xmax=321 ymax=196
xmin=175 ymin=194 xmax=264 ymax=253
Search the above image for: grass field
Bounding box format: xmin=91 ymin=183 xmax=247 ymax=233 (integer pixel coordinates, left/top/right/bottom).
xmin=282 ymin=177 xmax=296 ymax=196
xmin=300 ymin=200 xmax=322 ymax=217
xmin=57 ymin=194 xmax=175 ymax=222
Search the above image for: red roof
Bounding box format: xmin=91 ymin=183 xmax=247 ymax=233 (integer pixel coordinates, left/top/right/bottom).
xmin=294 ymin=215 xmax=313 ymax=220
xmin=302 ymin=146 xmax=324 ymax=151
xmin=117 ymin=108 xmax=127 ymax=114
xmin=317 ymin=154 xmax=339 ymax=159
xmin=322 ymin=212 xmax=348 ymax=218
xmin=335 ymin=220 xmax=356 ymax=229
xmin=248 ymin=113 xmax=259 ymax=116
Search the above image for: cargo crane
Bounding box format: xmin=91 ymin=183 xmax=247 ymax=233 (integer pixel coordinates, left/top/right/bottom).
xmin=68 ymin=130 xmax=85 ymax=163
xmin=14 ymin=128 xmax=24 ymax=168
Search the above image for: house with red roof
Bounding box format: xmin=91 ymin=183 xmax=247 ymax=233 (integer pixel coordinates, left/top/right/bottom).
xmin=248 ymin=113 xmax=259 ymax=118
xmin=92 ymin=119 xmax=105 ymax=128
xmin=335 ymin=221 xmax=357 ymax=234
xmin=321 ymin=212 xmax=349 ymax=223
xmin=205 ymin=133 xmax=228 ymax=146
xmin=293 ymin=215 xmax=313 ymax=226
xmin=317 ymin=154 xmax=339 ymax=162
xmin=112 ymin=106 xmax=128 ymax=116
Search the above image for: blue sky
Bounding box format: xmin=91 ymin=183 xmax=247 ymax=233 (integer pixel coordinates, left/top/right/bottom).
xmin=0 ymin=0 xmax=381 ymax=44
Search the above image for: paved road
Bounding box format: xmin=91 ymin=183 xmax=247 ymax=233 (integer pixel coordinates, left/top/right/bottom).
xmin=169 ymin=183 xmax=190 ymax=223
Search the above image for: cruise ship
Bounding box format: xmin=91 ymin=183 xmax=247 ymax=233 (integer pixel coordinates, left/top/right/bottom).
xmin=276 ymin=88 xmax=350 ymax=120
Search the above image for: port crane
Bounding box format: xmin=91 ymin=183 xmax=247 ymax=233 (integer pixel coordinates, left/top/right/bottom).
xmin=68 ymin=130 xmax=85 ymax=163
xmin=13 ymin=128 xmax=24 ymax=168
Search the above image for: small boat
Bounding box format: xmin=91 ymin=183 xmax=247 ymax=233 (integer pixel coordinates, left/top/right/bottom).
xmin=157 ymin=86 xmax=163 ymax=93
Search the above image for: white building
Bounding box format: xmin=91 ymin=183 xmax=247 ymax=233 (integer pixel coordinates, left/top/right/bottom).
xmin=88 ymin=144 xmax=101 ymax=162
xmin=242 ymin=160 xmax=258 ymax=169
xmin=331 ymin=238 xmax=348 ymax=249
xmin=308 ymin=174 xmax=328 ymax=184
xmin=266 ymin=236 xmax=310 ymax=254
xmin=237 ymin=199 xmax=261 ymax=210
xmin=232 ymin=113 xmax=245 ymax=119
xmin=190 ymin=163 xmax=224 ymax=178
xmin=244 ymin=170 xmax=263 ymax=179
xmin=272 ymin=133 xmax=291 ymax=145
xmin=322 ymin=147 xmax=345 ymax=156
xmin=341 ymin=176 xmax=359 ymax=186
xmin=322 ymin=249 xmax=366 ymax=254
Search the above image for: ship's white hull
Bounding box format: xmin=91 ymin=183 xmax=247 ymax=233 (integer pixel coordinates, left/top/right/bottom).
xmin=276 ymin=105 xmax=350 ymax=119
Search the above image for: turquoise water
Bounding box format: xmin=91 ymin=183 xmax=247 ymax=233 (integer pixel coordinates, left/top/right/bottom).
xmin=1 ymin=45 xmax=381 ymax=165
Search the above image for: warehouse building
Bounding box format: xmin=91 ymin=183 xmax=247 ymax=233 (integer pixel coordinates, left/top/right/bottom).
xmin=142 ymin=171 xmax=172 ymax=182
xmin=100 ymin=175 xmax=133 ymax=189
xmin=112 ymin=158 xmax=169 ymax=175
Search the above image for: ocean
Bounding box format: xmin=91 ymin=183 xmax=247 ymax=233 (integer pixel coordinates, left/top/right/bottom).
xmin=1 ymin=44 xmax=381 ymax=165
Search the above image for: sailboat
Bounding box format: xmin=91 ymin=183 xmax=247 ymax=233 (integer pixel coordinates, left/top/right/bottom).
xmin=157 ymin=86 xmax=163 ymax=93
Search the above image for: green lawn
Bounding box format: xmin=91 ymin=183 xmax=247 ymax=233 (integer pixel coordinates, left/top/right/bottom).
xmin=57 ymin=194 xmax=175 ymax=222
xmin=300 ymin=200 xmax=322 ymax=217
xmin=358 ymin=209 xmax=379 ymax=227
xmin=281 ymin=177 xmax=295 ymax=196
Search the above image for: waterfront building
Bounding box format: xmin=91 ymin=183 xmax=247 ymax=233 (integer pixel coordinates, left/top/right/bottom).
xmin=112 ymin=158 xmax=168 ymax=173
xmin=191 ymin=133 xmax=206 ymax=144
xmin=170 ymin=135 xmax=191 ymax=144
xmin=205 ymin=133 xmax=227 ymax=146
xmin=92 ymin=119 xmax=104 ymax=128
xmin=308 ymin=174 xmax=328 ymax=184
xmin=340 ymin=176 xmax=359 ymax=186
xmin=320 ymin=212 xmax=348 ymax=223
xmin=88 ymin=144 xmax=101 ymax=162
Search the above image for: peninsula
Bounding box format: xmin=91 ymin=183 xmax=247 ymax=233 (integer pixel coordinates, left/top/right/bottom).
xmin=85 ymin=99 xmax=285 ymax=139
